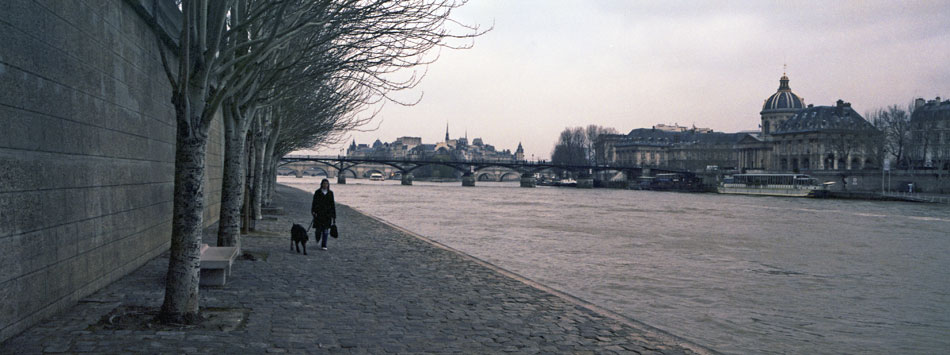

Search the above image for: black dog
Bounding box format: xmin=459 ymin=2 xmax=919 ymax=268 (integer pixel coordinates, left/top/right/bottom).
xmin=290 ymin=223 xmax=309 ymax=254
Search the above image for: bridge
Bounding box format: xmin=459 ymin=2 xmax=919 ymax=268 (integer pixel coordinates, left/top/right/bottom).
xmin=279 ymin=155 xmax=691 ymax=188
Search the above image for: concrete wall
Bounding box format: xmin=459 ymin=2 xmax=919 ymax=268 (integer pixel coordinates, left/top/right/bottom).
xmin=812 ymin=170 xmax=949 ymax=194
xmin=0 ymin=0 xmax=223 ymax=342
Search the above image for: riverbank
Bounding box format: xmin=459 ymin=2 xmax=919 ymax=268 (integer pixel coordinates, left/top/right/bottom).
xmin=0 ymin=184 xmax=706 ymax=354
xmin=827 ymin=190 xmax=950 ymax=204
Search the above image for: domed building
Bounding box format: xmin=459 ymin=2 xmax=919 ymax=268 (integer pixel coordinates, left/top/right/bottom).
xmin=736 ymin=74 xmax=807 ymax=170
xmin=738 ymin=74 xmax=880 ymax=172
xmin=761 ymin=74 xmax=806 ymax=137
xmin=600 ymin=73 xmax=883 ymax=175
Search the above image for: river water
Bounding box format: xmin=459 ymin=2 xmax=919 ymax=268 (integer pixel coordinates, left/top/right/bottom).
xmin=280 ymin=176 xmax=950 ymax=354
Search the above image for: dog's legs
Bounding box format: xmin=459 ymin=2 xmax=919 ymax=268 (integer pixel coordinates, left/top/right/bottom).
xmin=302 ymin=242 xmax=307 ymax=255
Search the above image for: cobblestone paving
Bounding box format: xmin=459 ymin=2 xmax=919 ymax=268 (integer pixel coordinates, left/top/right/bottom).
xmin=1 ymin=185 xmax=708 ymax=354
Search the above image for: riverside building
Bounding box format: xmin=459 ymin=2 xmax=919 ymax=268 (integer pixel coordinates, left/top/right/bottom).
xmin=597 ymin=74 xmax=883 ymax=174
xmin=347 ymin=125 xmax=524 ymax=162
xmin=909 ymin=97 xmax=950 ymax=170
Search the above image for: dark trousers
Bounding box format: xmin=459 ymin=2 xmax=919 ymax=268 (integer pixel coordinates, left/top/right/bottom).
xmin=315 ymin=228 xmax=329 ymax=248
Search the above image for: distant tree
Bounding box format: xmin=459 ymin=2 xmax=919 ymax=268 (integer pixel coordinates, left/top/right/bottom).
xmin=869 ymin=105 xmax=912 ymax=168
xmin=551 ymin=125 xmax=617 ymax=168
xmin=551 ymin=127 xmax=589 ymax=166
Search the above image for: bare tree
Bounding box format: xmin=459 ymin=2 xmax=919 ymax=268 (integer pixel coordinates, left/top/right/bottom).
xmin=153 ymin=0 xmax=234 ymax=325
xmin=151 ymin=0 xmax=485 ymax=324
xmin=215 ymin=0 xmax=349 ymax=248
xmin=255 ymin=0 xmax=490 ymax=205
xmin=154 ymin=0 xmax=351 ymax=323
xmin=869 ymin=105 xmax=912 ymax=168
xmin=551 ymin=127 xmax=589 ymax=167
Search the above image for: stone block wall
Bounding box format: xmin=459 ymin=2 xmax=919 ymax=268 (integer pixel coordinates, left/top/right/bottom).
xmin=0 ymin=0 xmax=223 ymax=342
xmin=812 ymin=170 xmax=948 ymax=194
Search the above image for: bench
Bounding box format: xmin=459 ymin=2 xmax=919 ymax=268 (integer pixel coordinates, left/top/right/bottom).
xmin=199 ymin=243 xmax=239 ymax=286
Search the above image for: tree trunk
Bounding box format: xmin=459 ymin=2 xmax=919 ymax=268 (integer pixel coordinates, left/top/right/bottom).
xmin=268 ymin=158 xmax=280 ymax=205
xmin=215 ymin=108 xmax=247 ymax=248
xmin=160 ymin=123 xmax=209 ymax=324
xmin=244 ymin=129 xmax=256 ymax=231
xmin=262 ymin=116 xmax=281 ymax=207
xmin=251 ymin=115 xmax=266 ymax=220
xmin=262 ymin=158 xmax=275 ymax=207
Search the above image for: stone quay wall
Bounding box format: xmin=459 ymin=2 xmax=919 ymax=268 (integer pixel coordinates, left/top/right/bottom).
xmin=811 ymin=170 xmax=949 ymax=194
xmin=0 ymin=0 xmax=223 ymax=342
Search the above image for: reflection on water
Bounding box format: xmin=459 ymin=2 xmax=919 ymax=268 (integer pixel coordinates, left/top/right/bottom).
xmin=281 ymin=177 xmax=950 ymax=354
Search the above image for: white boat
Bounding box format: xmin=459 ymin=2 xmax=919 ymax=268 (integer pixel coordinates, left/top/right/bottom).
xmin=719 ymin=173 xmax=826 ymax=197
xmin=370 ymin=172 xmax=384 ymax=181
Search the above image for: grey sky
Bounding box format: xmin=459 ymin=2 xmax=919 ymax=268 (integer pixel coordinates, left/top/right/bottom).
xmin=307 ymin=0 xmax=950 ymax=160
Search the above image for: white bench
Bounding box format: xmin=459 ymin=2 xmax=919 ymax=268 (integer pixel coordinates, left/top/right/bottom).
xmin=199 ymin=243 xmax=239 ymax=286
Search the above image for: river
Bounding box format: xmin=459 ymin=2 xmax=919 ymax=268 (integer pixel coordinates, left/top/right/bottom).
xmin=280 ymin=176 xmax=950 ymax=354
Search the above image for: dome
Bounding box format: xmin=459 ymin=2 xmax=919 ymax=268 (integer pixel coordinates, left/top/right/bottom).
xmin=761 ymin=75 xmax=805 ymax=113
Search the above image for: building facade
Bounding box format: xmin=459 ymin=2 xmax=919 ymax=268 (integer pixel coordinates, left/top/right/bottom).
xmin=598 ymin=74 xmax=882 ymax=173
xmin=909 ymin=97 xmax=950 ymax=170
xmin=347 ymin=126 xmax=523 ymax=162
xmin=599 ymin=129 xmax=744 ymax=171
xmin=768 ymin=100 xmax=880 ymax=171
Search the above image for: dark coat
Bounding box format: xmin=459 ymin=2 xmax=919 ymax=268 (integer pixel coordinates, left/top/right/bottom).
xmin=311 ymin=189 xmax=336 ymax=229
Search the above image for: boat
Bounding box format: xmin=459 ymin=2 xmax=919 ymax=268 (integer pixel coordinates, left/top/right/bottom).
xmin=369 ymin=172 xmax=384 ymax=181
xmin=536 ymin=178 xmax=576 ymax=187
xmin=718 ymin=173 xmax=826 ymax=197
xmin=646 ymin=173 xmax=707 ymax=192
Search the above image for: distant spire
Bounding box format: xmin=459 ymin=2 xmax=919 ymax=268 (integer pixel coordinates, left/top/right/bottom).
xmin=445 ymin=123 xmax=450 ymax=142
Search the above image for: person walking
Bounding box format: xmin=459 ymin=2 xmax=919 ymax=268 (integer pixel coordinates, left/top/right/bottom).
xmin=311 ymin=179 xmax=336 ymax=250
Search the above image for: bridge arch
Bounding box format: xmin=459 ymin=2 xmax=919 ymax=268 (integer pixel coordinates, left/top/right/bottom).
xmin=305 ymin=166 xmax=329 ymax=177
xmin=500 ymin=172 xmax=521 ymax=182
xmin=476 ymin=172 xmax=496 ymax=181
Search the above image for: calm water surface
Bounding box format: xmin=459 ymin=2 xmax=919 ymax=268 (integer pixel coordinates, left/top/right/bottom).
xmin=281 ymin=177 xmax=950 ymax=354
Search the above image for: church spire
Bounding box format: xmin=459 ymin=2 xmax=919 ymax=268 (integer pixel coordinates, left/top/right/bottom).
xmin=445 ymin=123 xmax=450 ymax=142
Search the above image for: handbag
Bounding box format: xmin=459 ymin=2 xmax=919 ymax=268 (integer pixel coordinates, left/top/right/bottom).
xmin=330 ymin=224 xmax=339 ymax=238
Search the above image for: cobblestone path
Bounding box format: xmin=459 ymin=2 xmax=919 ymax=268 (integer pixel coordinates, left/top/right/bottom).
xmin=1 ymin=185 xmax=709 ymax=354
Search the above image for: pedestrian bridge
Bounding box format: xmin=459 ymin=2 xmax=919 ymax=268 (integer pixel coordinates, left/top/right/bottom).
xmin=279 ymin=155 xmax=691 ymax=188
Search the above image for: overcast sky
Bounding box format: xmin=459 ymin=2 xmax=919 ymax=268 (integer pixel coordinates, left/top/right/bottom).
xmin=305 ymin=0 xmax=950 ymax=160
